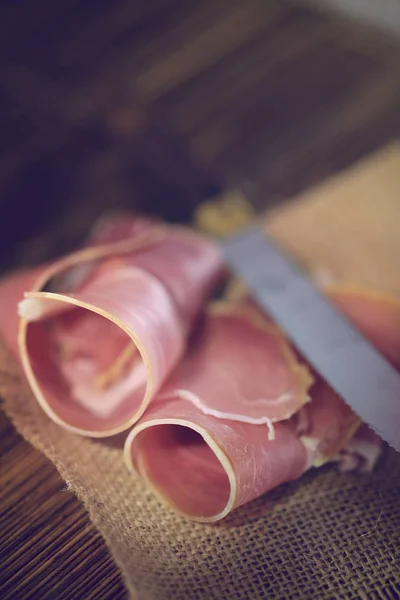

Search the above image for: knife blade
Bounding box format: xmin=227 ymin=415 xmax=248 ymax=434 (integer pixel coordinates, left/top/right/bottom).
xmin=221 ymin=225 xmax=400 ymax=453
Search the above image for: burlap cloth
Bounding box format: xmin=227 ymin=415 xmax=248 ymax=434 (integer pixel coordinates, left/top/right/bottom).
xmin=1 ymin=144 xmax=400 ymax=599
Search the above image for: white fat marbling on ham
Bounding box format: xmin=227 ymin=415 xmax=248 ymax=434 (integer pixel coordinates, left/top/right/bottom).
xmin=60 ymin=355 xmax=148 ymax=419
xmin=335 ymin=424 xmax=383 ymax=473
xmin=157 ymin=305 xmax=313 ymax=427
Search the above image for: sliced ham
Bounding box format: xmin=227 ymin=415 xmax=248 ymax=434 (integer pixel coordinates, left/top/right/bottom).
xmin=1 ymin=210 xmax=397 ymax=524
xmin=156 ymin=304 xmax=313 ymax=428
xmin=125 ymin=289 xmax=400 ymax=522
xmin=0 ymin=214 xmax=224 ymax=437
xmin=125 ymin=303 xmax=314 ymax=522
xmin=126 ymin=396 xmax=309 ymax=522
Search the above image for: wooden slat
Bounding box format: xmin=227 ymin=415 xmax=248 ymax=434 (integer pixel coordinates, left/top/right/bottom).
xmin=0 ymin=412 xmax=126 ymax=600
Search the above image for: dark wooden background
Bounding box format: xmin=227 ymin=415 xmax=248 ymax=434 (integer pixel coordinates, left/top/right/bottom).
xmin=1 ymin=1 xmax=400 ymax=598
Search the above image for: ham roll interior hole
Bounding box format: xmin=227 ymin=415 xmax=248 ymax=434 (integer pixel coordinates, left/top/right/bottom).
xmin=25 ymin=305 xmax=147 ymax=433
xmin=132 ymin=424 xmax=232 ymax=520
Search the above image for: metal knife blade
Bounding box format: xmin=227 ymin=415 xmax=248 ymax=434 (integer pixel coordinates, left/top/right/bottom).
xmin=221 ymin=226 xmax=400 ymax=453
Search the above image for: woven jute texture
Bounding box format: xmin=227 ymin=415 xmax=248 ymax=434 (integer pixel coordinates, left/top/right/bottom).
xmin=1 ymin=143 xmax=400 ymax=600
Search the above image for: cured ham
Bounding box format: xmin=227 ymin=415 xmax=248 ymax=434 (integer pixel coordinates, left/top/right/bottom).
xmin=0 ymin=214 xmax=224 ymax=436
xmin=125 ymin=394 xmax=309 ymax=522
xmin=123 ymin=303 xmax=313 ymax=522
xmin=0 ymin=209 xmax=398 ymax=523
xmin=125 ymin=289 xmax=399 ymax=522
xmin=156 ymin=304 xmax=313 ymax=428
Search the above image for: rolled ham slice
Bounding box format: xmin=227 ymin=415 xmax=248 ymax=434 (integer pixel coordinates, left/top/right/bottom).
xmin=0 ymin=214 xmax=224 ymax=437
xmin=125 ymin=289 xmax=400 ymax=522
xmin=126 ymin=396 xmax=309 ymax=522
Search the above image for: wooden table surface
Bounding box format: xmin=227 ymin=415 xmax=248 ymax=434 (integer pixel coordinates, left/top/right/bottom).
xmin=0 ymin=411 xmax=126 ymax=599
xmin=1 ymin=1 xmax=400 ymax=598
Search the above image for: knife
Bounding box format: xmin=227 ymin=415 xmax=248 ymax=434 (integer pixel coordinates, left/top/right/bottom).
xmin=221 ymin=225 xmax=400 ymax=453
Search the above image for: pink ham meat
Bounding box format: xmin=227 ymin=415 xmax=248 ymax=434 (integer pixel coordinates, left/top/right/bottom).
xmin=125 ymin=289 xmax=400 ymax=522
xmin=126 ymin=396 xmax=309 ymax=522
xmin=156 ymin=305 xmax=313 ymax=428
xmin=0 ymin=214 xmax=224 ymax=437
